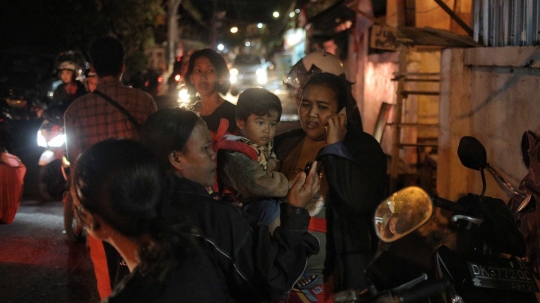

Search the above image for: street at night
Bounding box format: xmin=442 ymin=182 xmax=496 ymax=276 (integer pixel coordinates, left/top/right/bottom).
xmin=3 ymin=0 xmax=540 ymax=302
xmin=0 ymin=86 xmax=299 ymax=303
xmin=0 ymin=197 xmax=99 ymax=302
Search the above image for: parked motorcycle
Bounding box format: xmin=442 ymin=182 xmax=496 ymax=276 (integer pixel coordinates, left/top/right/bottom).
xmin=334 ymin=135 xmax=540 ymax=302
xmin=431 ymin=136 xmax=538 ymax=302
xmin=507 ymin=130 xmax=540 ymax=283
xmin=334 ymin=186 xmax=461 ymax=303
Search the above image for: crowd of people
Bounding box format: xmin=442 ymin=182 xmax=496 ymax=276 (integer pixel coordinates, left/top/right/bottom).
xmin=61 ymin=35 xmax=388 ymax=303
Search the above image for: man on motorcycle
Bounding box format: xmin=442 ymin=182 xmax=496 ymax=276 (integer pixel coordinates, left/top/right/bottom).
xmin=51 ymin=55 xmax=86 ymax=111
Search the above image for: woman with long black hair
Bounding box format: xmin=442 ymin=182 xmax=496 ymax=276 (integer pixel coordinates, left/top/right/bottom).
xmin=71 ymin=139 xmax=234 ymax=302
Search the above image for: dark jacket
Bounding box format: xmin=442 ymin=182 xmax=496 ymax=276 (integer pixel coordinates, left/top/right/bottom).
xmin=105 ymin=238 xmax=235 ymax=303
xmin=274 ymin=128 xmax=388 ymax=291
xmin=162 ymin=176 xmax=320 ymax=303
xmin=52 ymin=80 xmax=86 ymax=110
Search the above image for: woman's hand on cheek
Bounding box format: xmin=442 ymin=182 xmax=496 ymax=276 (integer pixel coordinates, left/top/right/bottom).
xmin=287 ymin=161 xmax=321 ymax=208
xmin=325 ymin=110 xmax=347 ymax=145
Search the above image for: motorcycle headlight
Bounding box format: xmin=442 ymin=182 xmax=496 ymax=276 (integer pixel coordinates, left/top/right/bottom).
xmin=48 ymin=134 xmax=66 ymax=148
xmin=177 ymin=88 xmax=191 ymax=105
xmin=256 ymin=68 xmax=267 ymax=84
xmin=230 ymin=68 xmax=239 ymax=84
xmin=37 ymin=130 xmax=48 ymax=148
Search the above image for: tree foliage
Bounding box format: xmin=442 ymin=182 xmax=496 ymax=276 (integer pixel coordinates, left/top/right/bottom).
xmin=80 ymin=0 xmax=164 ymax=55
xmin=1 ymin=0 xmax=165 ymax=80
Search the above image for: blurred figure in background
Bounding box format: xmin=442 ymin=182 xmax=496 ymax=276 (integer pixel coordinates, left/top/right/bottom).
xmin=0 ymin=140 xmax=26 ymax=224
xmin=64 ymin=36 xmax=157 ymax=300
xmin=185 ymin=48 xmax=237 ymax=135
xmin=84 ymin=70 xmax=97 ymax=93
xmin=51 ymin=54 xmax=86 ymax=112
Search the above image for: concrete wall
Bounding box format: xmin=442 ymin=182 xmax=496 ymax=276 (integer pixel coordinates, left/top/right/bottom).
xmin=362 ymin=50 xmax=441 ymax=167
xmin=438 ymin=46 xmax=540 ymax=201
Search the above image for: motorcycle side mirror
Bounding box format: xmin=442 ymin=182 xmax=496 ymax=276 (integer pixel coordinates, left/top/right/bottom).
xmin=374 ymin=186 xmax=433 ymax=242
xmin=457 ymin=136 xmax=487 ymax=171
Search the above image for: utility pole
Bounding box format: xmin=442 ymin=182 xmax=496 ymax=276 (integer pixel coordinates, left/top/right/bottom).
xmin=167 ymin=0 xmax=182 ymax=74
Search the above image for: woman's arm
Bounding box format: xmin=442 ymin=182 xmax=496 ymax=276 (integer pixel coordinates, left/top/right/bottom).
xmin=183 ymin=173 xmax=320 ymax=301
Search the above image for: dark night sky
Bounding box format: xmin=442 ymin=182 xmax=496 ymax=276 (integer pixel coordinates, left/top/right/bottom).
xmin=192 ymin=0 xmax=283 ymax=24
xmin=0 ymin=0 xmax=287 ymax=52
xmin=0 ymin=1 xmax=84 ymax=53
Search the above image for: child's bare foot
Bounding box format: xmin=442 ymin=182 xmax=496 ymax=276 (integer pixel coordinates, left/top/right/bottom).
xmin=294 ymin=272 xmax=318 ymax=289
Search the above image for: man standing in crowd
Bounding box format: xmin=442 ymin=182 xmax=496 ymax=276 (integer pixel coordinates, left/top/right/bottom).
xmin=64 ymin=36 xmax=157 ymax=300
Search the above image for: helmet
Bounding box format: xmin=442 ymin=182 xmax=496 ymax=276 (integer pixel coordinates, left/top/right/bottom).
xmin=57 ymin=60 xmax=77 ymax=72
xmin=84 ymin=69 xmax=96 ymax=78
xmin=54 ymin=51 xmax=87 ymax=80
xmin=285 ymin=51 xmax=344 ymax=89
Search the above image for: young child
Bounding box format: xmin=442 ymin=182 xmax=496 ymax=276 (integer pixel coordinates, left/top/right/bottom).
xmin=217 ymin=88 xmax=288 ymax=233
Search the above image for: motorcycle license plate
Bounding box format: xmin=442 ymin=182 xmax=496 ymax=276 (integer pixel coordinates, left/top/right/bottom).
xmin=468 ymin=261 xmax=539 ymax=292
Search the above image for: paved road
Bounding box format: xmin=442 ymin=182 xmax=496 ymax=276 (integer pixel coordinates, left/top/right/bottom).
xmin=0 ymin=196 xmax=99 ymax=303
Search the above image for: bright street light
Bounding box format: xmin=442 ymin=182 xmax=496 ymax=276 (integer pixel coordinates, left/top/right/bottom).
xmin=245 ymin=41 xmax=251 ymax=46
xmin=217 ymin=43 xmax=224 ymax=51
xmin=289 ymin=12 xmax=295 ymax=18
xmin=273 ymin=11 xmax=279 ymax=18
xmin=230 ymin=27 xmax=238 ymax=33
xmin=257 ymin=23 xmax=263 ymax=28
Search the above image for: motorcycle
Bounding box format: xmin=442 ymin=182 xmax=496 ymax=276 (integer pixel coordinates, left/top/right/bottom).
xmin=334 ymin=136 xmax=539 ymax=302
xmin=334 ymin=186 xmax=461 ymax=303
xmin=36 ymin=104 xmax=83 ymax=242
xmin=430 ymin=136 xmax=538 ymax=302
xmin=36 ymin=105 xmax=68 ymax=201
xmin=507 ymin=130 xmax=540 ymax=282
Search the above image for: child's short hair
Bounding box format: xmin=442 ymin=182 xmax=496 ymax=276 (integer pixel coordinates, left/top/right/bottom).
xmin=235 ymin=88 xmax=282 ymax=121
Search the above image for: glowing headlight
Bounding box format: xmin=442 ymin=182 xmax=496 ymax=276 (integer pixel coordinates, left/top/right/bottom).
xmin=37 ymin=130 xmax=47 ymax=148
xmin=256 ymin=68 xmax=267 ymax=84
xmin=230 ymin=68 xmax=238 ymax=84
xmin=49 ymin=134 xmax=66 ymax=148
xmin=178 ymin=88 xmax=191 ymax=105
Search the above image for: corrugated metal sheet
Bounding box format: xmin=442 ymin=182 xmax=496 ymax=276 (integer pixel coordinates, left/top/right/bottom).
xmin=473 ymin=0 xmax=540 ymax=46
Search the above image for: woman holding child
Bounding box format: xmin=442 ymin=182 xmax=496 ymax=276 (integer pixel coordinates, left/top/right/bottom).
xmin=140 ymin=107 xmax=321 ymax=303
xmin=274 ymin=72 xmax=388 ymax=302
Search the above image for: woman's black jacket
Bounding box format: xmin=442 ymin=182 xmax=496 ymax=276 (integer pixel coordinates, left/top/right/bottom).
xmin=161 ymin=176 xmax=320 ymax=303
xmin=274 ymin=128 xmax=388 ymax=292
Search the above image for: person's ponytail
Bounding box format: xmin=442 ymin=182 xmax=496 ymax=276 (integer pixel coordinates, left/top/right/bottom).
xmin=137 ymin=217 xmax=200 ymax=282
